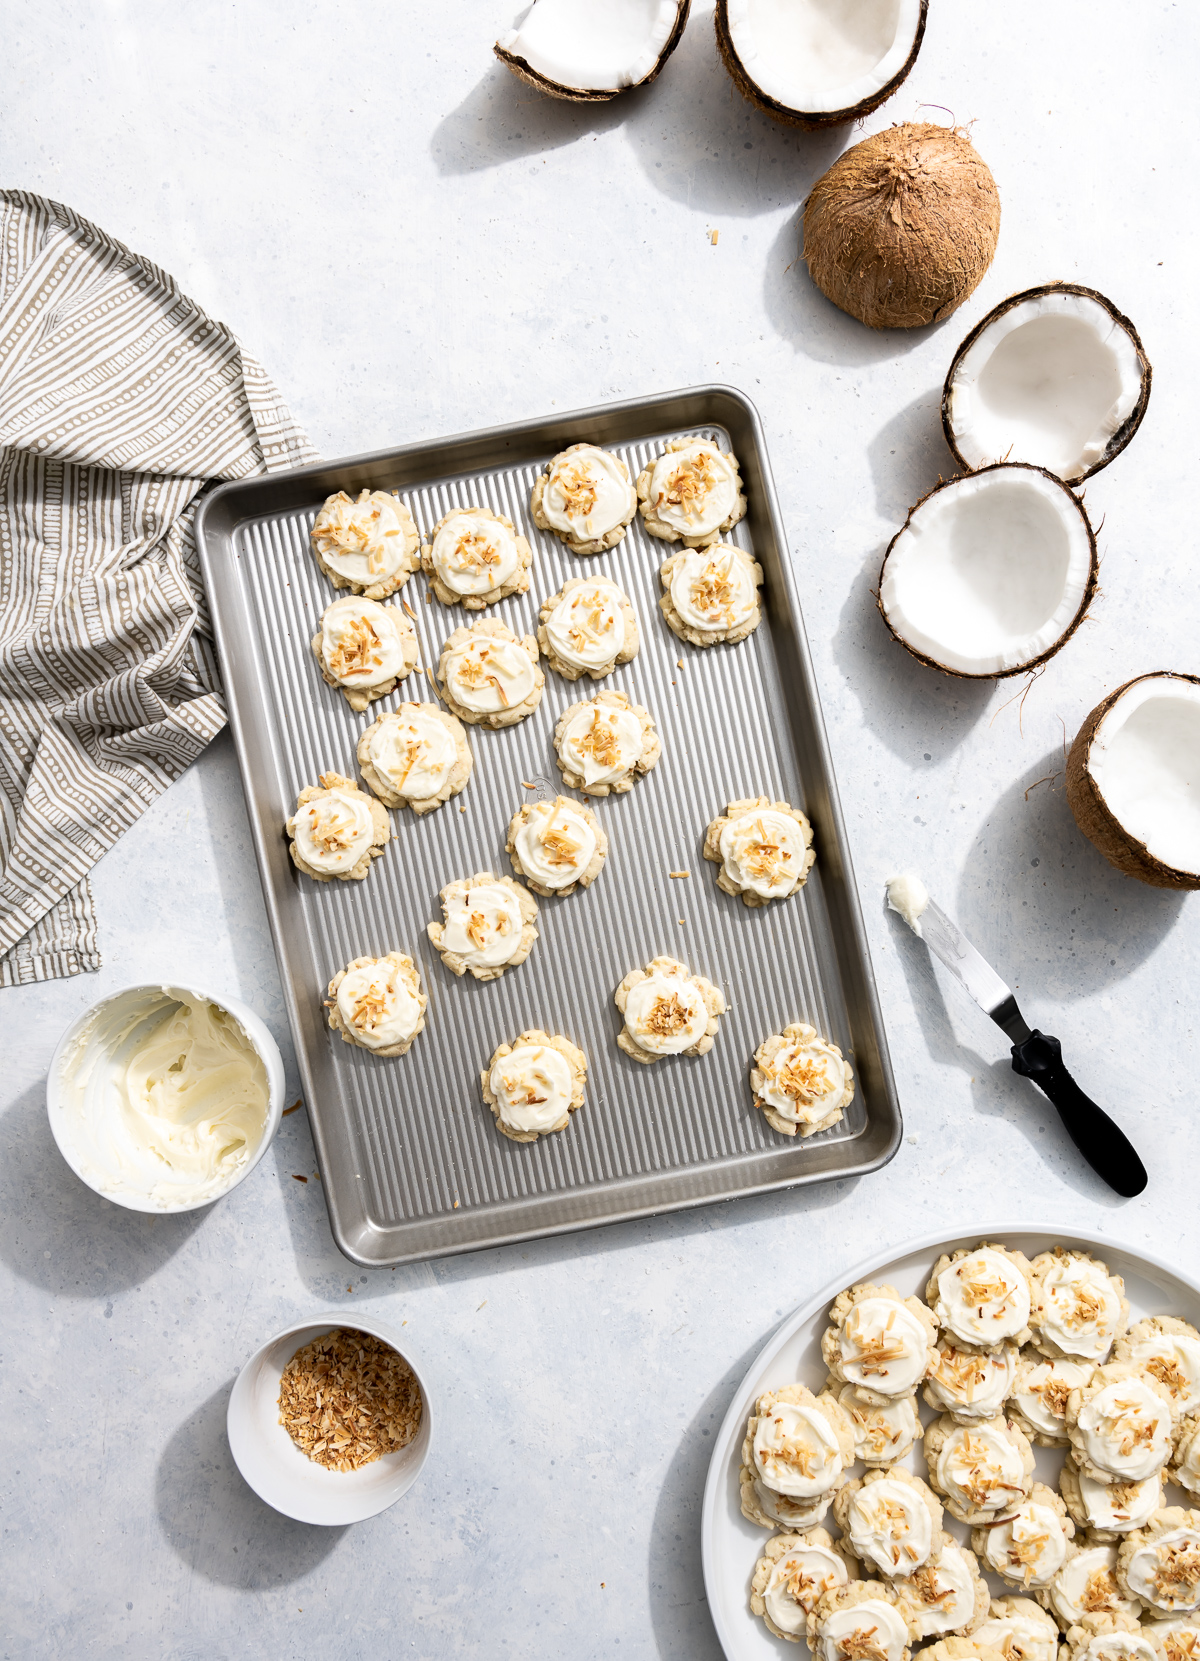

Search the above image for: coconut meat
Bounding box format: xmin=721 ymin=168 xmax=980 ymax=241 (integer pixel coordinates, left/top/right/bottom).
xmin=1087 ymin=677 xmax=1200 ymax=876
xmin=725 ymin=0 xmax=923 ymax=114
xmin=947 ymin=292 xmax=1145 ymax=482
xmin=499 ymin=0 xmax=679 ymax=91
xmin=881 ymin=468 xmax=1093 ymax=677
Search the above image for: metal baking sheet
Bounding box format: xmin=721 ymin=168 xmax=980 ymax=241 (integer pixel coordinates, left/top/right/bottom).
xmin=196 ymin=386 xmax=901 ymax=1267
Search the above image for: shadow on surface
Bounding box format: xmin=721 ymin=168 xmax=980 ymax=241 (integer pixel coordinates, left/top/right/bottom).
xmin=156 ymin=1384 xmax=347 ymax=1588
xmin=866 ymin=389 xmax=955 ymax=522
xmin=431 ymin=59 xmax=636 ymax=175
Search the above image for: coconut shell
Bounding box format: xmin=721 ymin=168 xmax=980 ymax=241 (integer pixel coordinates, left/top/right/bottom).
xmin=942 ymin=281 xmax=1153 ymax=483
xmin=714 ymin=0 xmax=927 ymax=131
xmin=803 ymin=123 xmax=1001 ymax=330
xmin=1067 ymin=672 xmax=1200 ymax=890
xmin=494 ymin=1 xmax=690 ymax=104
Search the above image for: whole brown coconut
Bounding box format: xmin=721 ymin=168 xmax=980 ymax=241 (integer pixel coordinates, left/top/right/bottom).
xmin=803 ymin=123 xmax=1001 ymax=329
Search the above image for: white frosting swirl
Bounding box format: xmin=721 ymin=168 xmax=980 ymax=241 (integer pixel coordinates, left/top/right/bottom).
xmin=838 ymin=1296 xmax=930 ymax=1397
xmin=559 ymin=703 xmax=644 ymax=788
xmin=817 ymin=1600 xmax=910 ymax=1661
xmin=514 ymin=799 xmax=597 ymax=890
xmin=335 ymin=961 xmax=422 ymax=1051
xmin=314 ymin=490 xmax=411 ymax=584
xmin=845 ymin=1477 xmax=933 ymax=1575
xmin=1012 ymin=1358 xmax=1094 ymax=1438
xmin=541 ymin=446 xmax=635 ymax=540
xmin=934 ymin=1249 xmax=1031 ymax=1344
xmin=926 ymin=1342 xmax=1016 ymax=1420
xmin=935 ymin=1421 xmax=1027 ymax=1516
xmin=366 ymin=707 xmax=456 ymax=800
xmin=1129 ymin=1331 xmax=1200 ymax=1416
xmin=1075 ymin=1635 xmax=1158 ymax=1661
xmin=975 ymin=1609 xmax=1060 ymax=1661
xmin=440 ymin=882 xmax=526 ymax=969
xmin=1076 ymin=1468 xmax=1161 ymax=1531
xmin=752 ymin=1399 xmax=845 ymax=1498
xmin=838 ymin=1386 xmax=919 ymax=1464
xmin=430 ymin=511 xmax=520 ymax=596
xmin=622 ymin=972 xmax=708 ymax=1056
xmin=1077 ymin=1378 xmax=1173 ymax=1481
xmin=319 ymin=596 xmax=408 ymax=688
xmin=489 ymin=1044 xmax=572 ymax=1134
xmin=544 ymin=577 xmax=628 ymax=671
xmin=757 ymin=1034 xmax=845 ymax=1122
xmin=718 ymin=809 xmax=809 ymax=899
xmin=443 ymin=633 xmax=536 ymax=714
xmin=1048 ymin=1545 xmax=1136 ymax=1626
xmin=763 ymin=1543 xmax=848 ymax=1632
xmin=902 ymin=1540 xmax=978 ymax=1636
xmin=1123 ymin=1528 xmax=1200 ymax=1611
xmin=293 ymin=787 xmax=375 ymax=874
xmin=646 ymin=439 xmax=740 ymax=538
xmin=1145 ymin=1618 xmax=1200 ymax=1661
xmin=668 ymin=546 xmax=757 ymax=632
xmin=1035 ymin=1256 xmax=1124 ymax=1358
xmin=752 ymin=1478 xmax=831 ymax=1530
xmin=980 ymin=1498 xmax=1070 ymax=1587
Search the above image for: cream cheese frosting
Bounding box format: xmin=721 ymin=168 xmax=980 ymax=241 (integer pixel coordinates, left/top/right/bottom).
xmin=334 ymin=961 xmax=423 ymax=1052
xmin=668 ymin=545 xmax=758 ymax=633
xmin=935 ymin=1422 xmax=1028 ymax=1516
xmin=540 ymin=446 xmax=635 ymax=542
xmin=488 ymin=1044 xmax=574 ymax=1135
xmin=901 ymin=1540 xmax=979 ymax=1636
xmin=1074 ymin=1633 xmax=1159 ymax=1661
xmin=753 ymin=1400 xmax=846 ymax=1498
xmin=1076 ymin=1470 xmax=1162 ymax=1532
xmin=1013 ymin=1358 xmax=1095 ymax=1439
xmin=979 ymin=1498 xmax=1070 ymax=1587
xmin=717 ymin=808 xmax=812 ymax=900
xmin=755 ymin=1032 xmax=847 ymax=1124
xmin=543 ymin=577 xmax=628 ymax=672
xmin=364 ymin=707 xmax=457 ymax=802
xmin=442 ymin=632 xmax=538 ymax=715
xmin=934 ymin=1249 xmax=1032 ymax=1345
xmin=439 ymin=881 xmax=527 ymax=971
xmin=838 ymin=1387 xmax=920 ymax=1465
xmin=926 ymin=1342 xmax=1017 ymax=1421
xmin=429 ymin=510 xmax=521 ymax=597
xmin=751 ymin=1478 xmax=832 ymax=1530
xmin=763 ymin=1542 xmax=849 ymax=1631
xmin=838 ymin=1297 xmax=932 ymax=1397
xmin=1034 ymin=1255 xmax=1125 ymax=1359
xmin=313 ymin=489 xmax=413 ymax=586
xmin=645 ymin=439 xmax=741 ymax=538
xmin=1126 ymin=1330 xmax=1200 ymax=1417
xmin=1122 ymin=1528 xmax=1200 ymax=1611
xmin=319 ymin=596 xmax=409 ymax=689
xmin=293 ymin=786 xmax=376 ymax=875
xmin=622 ymin=972 xmax=710 ymax=1056
xmin=1146 ymin=1617 xmax=1200 ymax=1661
xmin=844 ymin=1477 xmax=934 ymax=1574
xmin=1077 ymin=1378 xmax=1174 ymax=1482
xmin=557 ymin=701 xmax=645 ymax=789
xmin=816 ymin=1600 xmax=911 ymax=1661
xmin=513 ymin=798 xmax=598 ymax=890
xmin=1048 ymin=1545 xmax=1138 ymax=1626
xmin=975 ymin=1606 xmax=1061 ymax=1661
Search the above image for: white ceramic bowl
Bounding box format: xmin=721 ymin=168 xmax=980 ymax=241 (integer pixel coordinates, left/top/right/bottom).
xmin=227 ymin=1315 xmax=433 ymax=1525
xmin=46 ymin=981 xmax=286 ymax=1213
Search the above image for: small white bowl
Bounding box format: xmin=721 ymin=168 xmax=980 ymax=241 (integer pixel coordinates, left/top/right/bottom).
xmin=46 ymin=982 xmax=286 ymax=1213
xmin=227 ymin=1315 xmax=433 ymax=1525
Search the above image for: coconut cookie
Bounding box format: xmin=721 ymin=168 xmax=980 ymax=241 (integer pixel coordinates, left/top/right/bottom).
xmin=704 ymin=797 xmax=816 ymax=907
xmin=636 ymin=435 xmax=747 ymax=548
xmin=806 ymin=1579 xmax=919 ymax=1661
xmin=750 ymin=1528 xmax=859 ymax=1643
xmin=310 ymin=488 xmax=419 ymax=599
xmin=427 ymin=874 xmax=538 ymax=983
xmin=325 ymin=954 xmax=425 ymax=1057
xmin=614 ymin=955 xmax=725 ymax=1065
xmin=1009 ymin=1355 xmax=1096 ymax=1448
xmin=919 ymin=1641 xmax=1006 ymax=1661
xmin=530 ymin=442 xmax=637 ymax=555
xmin=833 ymin=1466 xmax=943 ymax=1578
xmin=751 ymin=1023 xmax=853 ymax=1137
xmin=739 ymin=1383 xmax=856 ymax=1533
xmin=356 ymin=703 xmax=472 ymax=815
xmin=1147 ymin=1617 xmax=1200 ymax=1661
xmin=923 ymin=1414 xmax=1035 ymax=1525
xmin=420 ymin=506 xmax=531 ymax=610
xmin=1115 ymin=1320 xmax=1200 ymax=1419
xmin=659 ymin=543 xmax=763 ymax=647
xmin=506 ymin=795 xmax=607 ymax=898
xmin=1029 ymin=1249 xmax=1129 ymax=1362
xmin=924 ymin=1340 xmax=1018 ymax=1424
xmin=1066 ymin=1364 xmax=1175 ymax=1486
xmin=1059 ymin=1454 xmax=1162 ymax=1540
xmin=970 ymin=1484 xmax=1075 ymax=1591
xmin=1116 ymin=1511 xmax=1200 ymax=1613
xmin=1061 ymin=1615 xmax=1159 ymax=1661
xmin=437 ymin=618 xmax=544 ymax=729
xmin=1041 ymin=1543 xmax=1143 ymax=1631
xmin=537 ymin=575 xmax=639 ymax=682
xmin=895 ymin=1537 xmax=989 ymax=1639
xmin=1172 ymin=1416 xmax=1200 ymax=1495
xmin=927 ymin=1243 xmax=1035 ymax=1348
xmin=311 ymin=595 xmax=419 ymax=711
xmin=480 ymin=1031 xmax=586 ymax=1145
xmin=976 ymin=1597 xmax=1061 ymax=1661
xmin=820 ymin=1283 xmax=938 ymax=1406
xmin=286 ymin=772 xmax=390 ymax=882
xmin=553 ymin=690 xmax=660 ymax=798
xmin=834 ymin=1386 xmax=921 ymax=1468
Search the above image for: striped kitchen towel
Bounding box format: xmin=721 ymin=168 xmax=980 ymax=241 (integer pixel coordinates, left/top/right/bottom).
xmin=0 ymin=191 xmax=317 ymax=985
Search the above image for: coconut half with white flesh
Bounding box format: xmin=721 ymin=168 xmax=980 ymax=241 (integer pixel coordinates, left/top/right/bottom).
xmin=715 ymin=0 xmax=927 ymax=129
xmin=878 ymin=462 xmax=1098 ymax=679
xmin=1067 ymin=673 xmax=1200 ymax=890
xmin=495 ymin=0 xmax=690 ymax=102
xmin=943 ymin=283 xmax=1152 ymax=484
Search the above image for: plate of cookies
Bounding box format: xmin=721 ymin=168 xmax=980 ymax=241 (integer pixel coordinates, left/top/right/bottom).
xmin=701 ymin=1226 xmax=1200 ymax=1661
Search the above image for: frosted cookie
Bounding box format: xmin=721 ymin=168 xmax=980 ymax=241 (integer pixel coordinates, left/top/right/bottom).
xmin=1172 ymin=1415 xmax=1200 ymax=1495
xmin=924 ymin=1340 xmax=1018 ymax=1424
xmin=751 ymin=1023 xmax=853 ymax=1137
xmin=437 ymin=618 xmax=544 ymax=729
xmin=918 ymin=1641 xmax=1005 ymax=1661
xmin=506 ymin=795 xmax=607 ymax=898
xmin=927 ymin=1243 xmax=1035 ymax=1348
xmin=750 ymin=1528 xmax=859 ymax=1643
xmin=427 ymin=873 xmax=538 ymax=982
xmin=286 ymin=771 xmax=389 ymax=882
xmin=1041 ymin=1543 xmax=1143 ymax=1631
xmin=923 ymin=1413 xmax=1035 ymax=1525
xmin=1147 ymin=1617 xmax=1200 ymax=1661
xmin=975 ymin=1596 xmax=1062 ymax=1661
xmin=1059 ymin=1453 xmax=1162 ymax=1540
xmin=311 ymin=595 xmax=419 ymax=711
xmin=537 ymin=575 xmax=639 ymax=681
xmin=480 ymin=1031 xmax=586 ymax=1145
xmin=1115 ymin=1320 xmax=1200 ymax=1419
xmin=894 ymin=1537 xmax=989 ymax=1638
xmin=833 ymin=1466 xmax=943 ymax=1577
xmin=659 ymin=543 xmax=762 ymax=647
xmin=704 ymin=797 xmax=816 ymax=907
xmin=970 ymin=1484 xmax=1074 ymax=1590
xmin=1029 ymin=1249 xmax=1129 ymax=1362
xmin=821 ymin=1283 xmax=938 ymax=1406
xmin=1066 ymin=1364 xmax=1175 ymax=1486
xmin=739 ymin=1383 xmax=855 ymax=1533
xmin=806 ymin=1579 xmax=919 ymax=1661
xmin=1009 ymin=1354 xmax=1096 ymax=1448
xmin=325 ymin=953 xmax=425 ymax=1057
xmin=1060 ymin=1615 xmax=1156 ymax=1661
xmin=356 ymin=703 xmax=472 ymax=814
xmin=636 ymin=435 xmax=747 ymax=548
xmin=553 ymin=690 xmax=660 ymax=798
xmin=834 ymin=1384 xmax=921 ymax=1467
xmin=1116 ymin=1510 xmax=1200 ymax=1613
xmin=310 ymin=488 xmax=419 ymax=599
xmin=614 ymin=955 xmax=725 ymax=1065
xmin=530 ymin=442 xmax=636 ymax=555
xmin=420 ymin=506 xmax=531 ymax=609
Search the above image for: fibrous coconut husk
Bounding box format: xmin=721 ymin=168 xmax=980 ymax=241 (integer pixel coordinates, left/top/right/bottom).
xmin=1066 ymin=672 xmax=1200 ymax=891
xmin=803 ymin=123 xmax=1001 ymax=329
xmin=494 ymin=1 xmax=691 ymax=104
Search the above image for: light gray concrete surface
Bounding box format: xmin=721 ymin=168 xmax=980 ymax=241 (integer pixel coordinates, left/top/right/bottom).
xmin=4 ymin=3 xmax=1199 ymax=1657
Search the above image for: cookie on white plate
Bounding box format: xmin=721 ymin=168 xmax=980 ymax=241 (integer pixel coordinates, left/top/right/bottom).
xmin=820 ymin=1282 xmax=937 ymax=1406
xmin=750 ymin=1527 xmax=859 ymax=1644
xmin=970 ymin=1483 xmax=1074 ymax=1590
xmin=923 ymin=1413 xmax=1035 ymax=1525
xmin=927 ymin=1241 xmax=1035 ymax=1349
xmin=1028 ymin=1247 xmax=1129 ymax=1362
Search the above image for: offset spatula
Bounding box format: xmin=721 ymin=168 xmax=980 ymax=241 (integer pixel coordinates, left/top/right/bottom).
xmin=890 ymin=884 xmax=1148 ymax=1198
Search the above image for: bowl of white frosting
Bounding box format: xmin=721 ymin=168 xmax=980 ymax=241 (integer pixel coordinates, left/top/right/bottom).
xmin=46 ymin=983 xmax=286 ymax=1211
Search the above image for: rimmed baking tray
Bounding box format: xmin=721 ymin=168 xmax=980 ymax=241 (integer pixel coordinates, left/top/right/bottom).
xmin=196 ymin=385 xmax=901 ymax=1267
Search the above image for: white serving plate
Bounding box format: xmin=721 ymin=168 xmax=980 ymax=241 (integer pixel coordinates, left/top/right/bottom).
xmin=701 ymin=1224 xmax=1200 ymax=1660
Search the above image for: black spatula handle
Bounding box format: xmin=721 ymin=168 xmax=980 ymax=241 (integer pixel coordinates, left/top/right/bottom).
xmin=1011 ymin=1030 xmax=1147 ymax=1197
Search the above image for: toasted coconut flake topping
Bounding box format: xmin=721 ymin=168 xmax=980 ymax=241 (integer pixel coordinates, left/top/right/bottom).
xmin=951 ymin=1429 xmax=1023 ymax=1508
xmin=452 ymin=529 xmax=501 ymax=572
xmin=838 ymin=1624 xmax=889 ymax=1661
xmin=1152 ymin=1544 xmax=1200 ymax=1600
xmin=956 ymin=1264 xmax=1017 ymax=1310
xmin=1034 ymin=1376 xmax=1073 ymax=1418
xmin=575 ymin=709 xmax=622 ymax=769
xmin=643 ymin=991 xmax=695 ymax=1038
xmin=277 ymin=1327 xmax=422 ymax=1472
xmin=328 ymin=614 xmax=385 ymax=679
xmin=908 ymin=1564 xmax=956 ymax=1608
xmin=659 ymin=453 xmax=718 ymax=522
xmin=1081 ymin=1568 xmax=1121 ymax=1612
xmin=761 ymin=1049 xmax=832 ymax=1103
xmin=559 ymin=464 xmax=598 ymax=520
xmin=690 ymin=551 xmax=738 ymax=622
